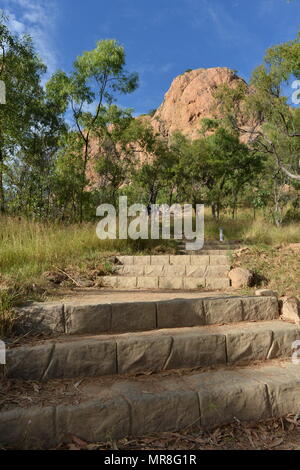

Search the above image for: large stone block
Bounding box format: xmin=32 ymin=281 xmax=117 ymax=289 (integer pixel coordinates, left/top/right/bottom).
xmin=65 ymin=303 xmax=111 ymax=335
xmin=0 ymin=406 xmax=56 ymax=449
xmin=134 ymin=256 xmax=151 ymax=265
xmin=6 ymin=339 xmax=117 ymax=380
xmin=209 ymin=255 xmax=229 ymax=266
xmin=239 ymin=364 xmax=300 ymax=418
xmin=159 ymin=277 xmax=183 ymax=289
xmin=190 ymin=255 xmax=210 ymax=265
xmin=111 ymin=302 xmax=156 ymax=333
xmin=206 ymin=265 xmax=230 ymax=278
xmin=117 ymin=335 xmax=172 ymax=375
xmin=242 ymin=297 xmax=279 ymax=322
xmin=117 ymin=256 xmax=134 ymax=265
xmin=203 ymin=297 xmax=243 ymax=325
xmin=225 ymin=328 xmax=273 ymax=364
xmin=137 ymin=277 xmax=159 ymax=289
xmin=170 ymin=255 xmax=191 ymax=265
xmin=186 ymin=266 xmax=207 ymax=278
xmin=144 ymin=265 xmax=164 ymax=276
xmin=6 ymin=343 xmax=54 ymax=380
xmin=14 ymin=302 xmax=64 ymax=334
xmin=112 ymin=380 xmax=200 ymax=436
xmin=117 ymin=277 xmax=137 ymax=289
xmin=157 ymin=299 xmax=205 ymax=328
xmin=167 ymin=331 xmax=226 ymax=370
xmin=100 ymin=276 xmax=118 ymax=288
xmin=205 ymin=278 xmax=230 ymax=289
xmin=118 ymin=265 xmax=144 ymax=276
xmin=150 ymin=255 xmax=170 ymax=265
xmin=56 ymin=396 xmax=130 ymax=444
xmin=163 ymin=265 xmax=186 ymax=277
xmin=185 ymin=370 xmax=270 ymax=428
xmin=267 ymin=323 xmax=300 ymax=359
xmin=183 ymin=278 xmax=205 ymax=289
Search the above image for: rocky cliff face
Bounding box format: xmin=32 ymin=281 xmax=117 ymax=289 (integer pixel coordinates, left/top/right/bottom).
xmin=146 ymin=67 xmax=247 ymax=141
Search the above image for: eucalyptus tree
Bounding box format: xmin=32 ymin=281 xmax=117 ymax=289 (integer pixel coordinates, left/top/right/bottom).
xmin=46 ymin=40 xmax=138 ymax=221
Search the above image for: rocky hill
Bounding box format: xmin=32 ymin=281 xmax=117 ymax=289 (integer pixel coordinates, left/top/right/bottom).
xmin=144 ymin=67 xmax=248 ymax=141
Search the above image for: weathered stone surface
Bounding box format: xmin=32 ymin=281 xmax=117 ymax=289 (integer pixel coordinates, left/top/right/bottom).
xmin=134 ymin=256 xmax=151 ymax=265
xmin=144 ymin=266 xmax=164 ymax=276
xmin=100 ymin=276 xmax=118 ymax=288
xmin=190 ymin=255 xmax=210 ymax=265
xmin=157 ymin=299 xmax=205 ymax=328
xmin=167 ymin=332 xmax=226 ymax=370
xmin=242 ymin=297 xmax=279 ymax=322
xmin=117 ymin=335 xmax=173 ymax=375
xmin=65 ymin=303 xmax=111 ymax=335
xmin=7 ymin=340 xmax=117 ymax=380
xmin=0 ymin=406 xmax=56 ymax=449
xmin=4 ymin=362 xmax=300 ymax=448
xmin=137 ymin=277 xmax=159 ymax=289
xmin=225 ymin=328 xmax=273 ymax=364
xmin=150 ymin=255 xmax=170 ymax=265
xmin=149 ymin=67 xmax=249 ymax=142
xmin=185 ymin=370 xmax=269 ymax=428
xmin=256 ymin=289 xmax=278 ymax=297
xmin=239 ymin=364 xmax=300 ymax=418
xmin=229 ymin=267 xmax=252 ymax=288
xmin=117 ymin=277 xmax=137 ymax=289
xmin=117 ymin=266 xmax=144 ymax=276
xmin=206 ymin=266 xmax=230 ymax=278
xmin=112 ymin=380 xmax=200 ymax=436
xmin=210 ymin=255 xmax=229 ymax=266
xmin=163 ymin=266 xmax=186 ymax=277
xmin=183 ymin=278 xmax=205 ymax=289
xmin=267 ymin=323 xmax=300 ymax=359
xmin=159 ymin=277 xmax=183 ymax=289
xmin=170 ymin=255 xmax=191 ymax=265
xmin=280 ymin=296 xmax=300 ymax=325
xmin=6 ymin=344 xmax=54 ymax=380
xmin=186 ymin=266 xmax=206 ymax=278
xmin=203 ymin=297 xmax=243 ymax=325
xmin=56 ymin=396 xmax=130 ymax=445
xmin=111 ymin=302 xmax=156 ymax=332
xmin=205 ymin=278 xmax=231 ymax=289
xmin=14 ymin=302 xmax=64 ymax=334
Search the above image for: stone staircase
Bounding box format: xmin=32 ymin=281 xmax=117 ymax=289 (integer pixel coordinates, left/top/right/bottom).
xmin=101 ymin=254 xmax=232 ymax=290
xmin=1 ymin=292 xmax=300 ymax=449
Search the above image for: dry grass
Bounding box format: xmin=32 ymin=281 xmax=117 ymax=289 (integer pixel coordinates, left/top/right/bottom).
xmin=233 ymin=245 xmax=300 ymax=297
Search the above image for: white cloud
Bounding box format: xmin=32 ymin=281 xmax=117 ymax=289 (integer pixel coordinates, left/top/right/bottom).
xmin=3 ymin=0 xmax=59 ymax=81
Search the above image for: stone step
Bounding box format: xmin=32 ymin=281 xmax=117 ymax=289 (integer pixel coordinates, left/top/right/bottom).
xmin=115 ymin=265 xmax=230 ymax=277
xmin=5 ymin=321 xmax=300 ymax=381
xmin=117 ymin=255 xmax=229 ymax=266
xmin=1 ymin=359 xmax=300 ymax=449
xmin=100 ymin=276 xmax=230 ymax=290
xmin=14 ymin=295 xmax=279 ymax=336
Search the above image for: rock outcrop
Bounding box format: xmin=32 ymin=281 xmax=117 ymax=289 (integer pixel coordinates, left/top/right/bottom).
xmin=147 ymin=67 xmax=248 ymax=141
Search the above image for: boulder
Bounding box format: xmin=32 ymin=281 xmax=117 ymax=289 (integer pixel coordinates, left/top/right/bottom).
xmin=229 ymin=268 xmax=252 ymax=289
xmin=280 ymin=297 xmax=300 ymax=325
xmin=255 ymin=289 xmax=278 ymax=297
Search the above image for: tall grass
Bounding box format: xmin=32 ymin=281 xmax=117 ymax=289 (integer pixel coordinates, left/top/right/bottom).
xmin=0 ymin=217 xmax=175 ymax=283
xmin=204 ymin=210 xmax=300 ymax=245
xmin=0 ymin=213 xmax=299 ymax=284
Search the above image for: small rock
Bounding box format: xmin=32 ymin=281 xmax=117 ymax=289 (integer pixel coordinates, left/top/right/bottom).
xmin=229 ymin=267 xmax=252 ymax=289
xmin=280 ymin=297 xmax=300 ymax=325
xmin=78 ymin=280 xmax=95 ymax=288
xmin=255 ymin=289 xmax=278 ymax=297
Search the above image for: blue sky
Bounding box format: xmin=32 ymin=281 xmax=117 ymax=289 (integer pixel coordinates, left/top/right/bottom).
xmin=2 ymin=0 xmax=300 ymax=114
